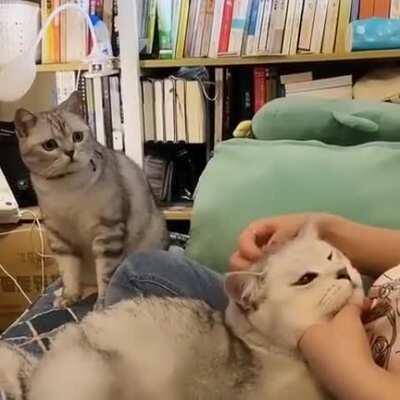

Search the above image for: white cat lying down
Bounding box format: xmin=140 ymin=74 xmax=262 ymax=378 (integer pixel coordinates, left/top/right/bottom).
xmin=2 ymin=224 xmax=364 ymax=400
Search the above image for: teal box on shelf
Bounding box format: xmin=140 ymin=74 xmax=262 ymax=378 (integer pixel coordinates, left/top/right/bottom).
xmin=349 ymin=18 xmax=400 ymax=51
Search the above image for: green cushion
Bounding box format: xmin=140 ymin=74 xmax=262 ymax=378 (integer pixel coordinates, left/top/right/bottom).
xmin=252 ymin=97 xmax=400 ymax=145
xmin=185 ymin=138 xmax=400 ymax=272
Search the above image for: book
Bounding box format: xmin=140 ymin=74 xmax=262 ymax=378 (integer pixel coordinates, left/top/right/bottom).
xmin=391 ymin=0 xmax=400 ymax=18
xmin=289 ymin=0 xmax=304 ymax=54
xmin=176 ymin=0 xmax=191 ymax=58
xmin=175 ymin=79 xmax=187 ymax=142
xmin=256 ymin=0 xmax=270 ymax=53
xmin=373 ymin=0 xmax=390 ymax=18
xmin=145 ymin=0 xmax=157 ymax=54
xmin=92 ymin=76 xmax=106 ymax=145
xmin=280 ymin=71 xmax=312 ymax=84
xmin=157 ymin=0 xmax=173 ymax=59
xmin=184 ymin=0 xmax=200 ymax=56
xmin=310 ymin=0 xmax=329 ymax=53
xmin=66 ymin=0 xmax=89 ymax=62
xmin=285 ymin=74 xmax=352 ymax=94
xmin=359 ymin=0 xmax=374 ymax=19
xmin=171 ymin=0 xmax=182 ymax=57
xmin=201 ymin=0 xmax=216 ymax=56
xmin=154 ymin=80 xmax=165 ymax=142
xmin=214 ymin=68 xmax=224 ymax=144
xmin=185 ymin=81 xmax=206 ymax=143
xmin=253 ymin=67 xmax=267 ymax=112
xmin=208 ymin=0 xmax=225 ymax=57
xmin=52 ymin=0 xmax=61 ymax=63
xmin=282 ymin=0 xmax=298 ymax=55
xmin=322 ymin=0 xmax=340 ymax=54
xmin=218 ymin=0 xmax=235 ymax=53
xmin=163 ymin=79 xmax=176 ymax=142
xmin=335 ymin=0 xmax=352 ymax=52
xmin=266 ymin=0 xmax=289 ymax=54
xmin=55 ymin=71 xmax=75 ymax=104
xmin=351 ymin=0 xmax=360 ymax=20
xmin=85 ymin=77 xmax=96 ymax=135
xmin=298 ymin=0 xmax=317 ymax=51
xmin=244 ymin=0 xmax=260 ymax=54
xmin=101 ymin=76 xmax=113 ymax=149
xmin=142 ymin=80 xmax=156 ymax=142
xmin=223 ymin=68 xmax=233 ymax=139
xmin=41 ymin=0 xmax=53 ymax=64
xmin=109 ymin=76 xmax=124 ymax=150
xmin=194 ymin=0 xmax=208 ymax=57
xmin=228 ymin=0 xmax=251 ymax=55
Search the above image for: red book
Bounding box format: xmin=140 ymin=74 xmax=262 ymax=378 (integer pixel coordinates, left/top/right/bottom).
xmin=373 ymin=0 xmax=390 ymax=17
xmin=218 ymin=0 xmax=234 ymax=54
xmin=253 ymin=67 xmax=267 ymax=113
xmin=359 ymin=0 xmax=374 ymax=19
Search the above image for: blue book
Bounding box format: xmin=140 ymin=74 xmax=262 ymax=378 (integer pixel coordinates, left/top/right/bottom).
xmin=245 ymin=0 xmax=260 ymax=53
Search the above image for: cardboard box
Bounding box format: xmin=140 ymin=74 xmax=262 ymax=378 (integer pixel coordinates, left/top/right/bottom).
xmin=0 ymin=223 xmax=59 ymax=330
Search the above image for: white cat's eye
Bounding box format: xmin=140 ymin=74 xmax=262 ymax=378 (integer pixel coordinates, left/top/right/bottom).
xmin=73 ymin=131 xmax=84 ymax=143
xmin=327 ymin=252 xmax=333 ymax=261
xmin=292 ymin=272 xmax=319 ymax=286
xmin=42 ymin=139 xmax=58 ymax=152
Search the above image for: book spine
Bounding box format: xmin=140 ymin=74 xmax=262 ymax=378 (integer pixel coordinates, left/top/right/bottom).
xmin=214 ymin=68 xmax=224 ymax=145
xmin=77 ymin=75 xmax=88 ymax=123
xmin=103 ymin=0 xmax=114 ymax=34
xmin=289 ymin=0 xmax=304 ymax=54
xmin=201 ymin=0 xmax=216 ymax=56
xmin=218 ymin=0 xmax=234 ymax=53
xmin=373 ymin=0 xmax=390 ymax=17
xmin=282 ymin=0 xmax=297 ymax=55
xmin=95 ymin=0 xmax=103 ymax=18
xmin=298 ymin=0 xmax=317 ymax=51
xmin=391 ymin=0 xmax=400 ymax=18
xmin=41 ymin=0 xmax=53 ymax=63
xmin=310 ymin=0 xmax=329 ymax=53
xmin=189 ymin=0 xmax=203 ymax=55
xmin=223 ymin=68 xmax=233 ymax=139
xmin=194 ymin=0 xmax=208 ymax=56
xmin=92 ymin=77 xmax=106 ymax=145
xmin=244 ymin=0 xmax=259 ymax=53
xmin=102 ymin=76 xmax=113 ymax=149
xmin=171 ymin=0 xmax=182 ymax=57
xmin=208 ymin=0 xmax=225 ymax=57
xmin=351 ymin=0 xmax=360 ymax=20
xmin=52 ymin=0 xmax=61 ymax=63
xmin=157 ymin=0 xmax=173 ymax=59
xmin=146 ymin=0 xmax=157 ymax=54
xmin=359 ymin=0 xmax=374 ymax=19
xmin=85 ymin=77 xmax=96 ymax=137
xmin=266 ymin=0 xmax=289 ymax=54
xmin=335 ymin=0 xmax=352 ymax=52
xmin=258 ymin=0 xmax=274 ymax=52
xmin=322 ymin=0 xmax=340 ymax=54
xmin=253 ymin=0 xmax=267 ymax=52
xmin=229 ymin=0 xmax=250 ymax=55
xmin=253 ymin=67 xmax=266 ymax=112
xmin=176 ymin=0 xmax=190 ymax=58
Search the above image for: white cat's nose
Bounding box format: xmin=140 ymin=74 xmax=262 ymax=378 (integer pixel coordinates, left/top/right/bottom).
xmin=336 ymin=268 xmax=351 ymax=281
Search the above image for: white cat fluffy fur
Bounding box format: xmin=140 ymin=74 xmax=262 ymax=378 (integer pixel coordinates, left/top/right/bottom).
xmin=3 ymin=225 xmax=364 ymax=400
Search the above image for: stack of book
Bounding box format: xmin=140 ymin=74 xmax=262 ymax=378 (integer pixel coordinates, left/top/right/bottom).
xmin=55 ymin=71 xmax=125 ymax=151
xmin=40 ymin=0 xmax=118 ymax=64
xmin=139 ymin=0 xmax=378 ymax=60
xmin=141 ymin=78 xmax=207 ymax=144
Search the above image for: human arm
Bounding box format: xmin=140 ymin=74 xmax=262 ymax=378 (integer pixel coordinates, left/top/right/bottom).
xmin=229 ymin=213 xmax=400 ymax=277
xmin=299 ymin=304 xmax=400 ymax=400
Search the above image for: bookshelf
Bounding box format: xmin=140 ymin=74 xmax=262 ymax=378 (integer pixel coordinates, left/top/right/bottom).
xmin=37 ymin=63 xmax=89 ymax=72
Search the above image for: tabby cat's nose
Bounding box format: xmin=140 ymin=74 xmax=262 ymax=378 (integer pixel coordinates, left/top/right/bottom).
xmin=336 ymin=268 xmax=351 ymax=281
xmin=65 ymin=150 xmax=74 ymax=160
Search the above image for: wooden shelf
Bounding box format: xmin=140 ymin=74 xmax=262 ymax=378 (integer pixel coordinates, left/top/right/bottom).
xmin=140 ymin=50 xmax=400 ymax=68
xmin=20 ymin=206 xmax=192 ymax=222
xmin=37 ymin=63 xmax=89 ymax=72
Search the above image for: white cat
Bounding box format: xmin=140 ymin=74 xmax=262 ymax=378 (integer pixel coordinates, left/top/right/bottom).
xmin=1 ymin=224 xmax=364 ymax=400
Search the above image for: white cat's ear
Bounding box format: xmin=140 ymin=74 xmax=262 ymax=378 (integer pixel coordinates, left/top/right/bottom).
xmin=14 ymin=109 xmax=37 ymax=138
xmin=225 ymin=272 xmax=260 ymax=311
xmin=296 ymin=221 xmax=319 ymax=240
xmin=58 ymin=91 xmax=83 ymax=116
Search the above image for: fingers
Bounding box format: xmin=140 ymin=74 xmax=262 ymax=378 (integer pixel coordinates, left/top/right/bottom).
xmin=229 ymin=251 xmax=252 ymax=271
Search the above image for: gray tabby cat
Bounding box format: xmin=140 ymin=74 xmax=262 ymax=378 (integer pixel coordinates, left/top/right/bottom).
xmin=14 ymin=92 xmax=168 ymax=307
xmin=1 ymin=224 xmax=364 ymax=400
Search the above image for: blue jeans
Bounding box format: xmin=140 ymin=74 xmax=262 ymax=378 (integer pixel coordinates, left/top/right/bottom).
xmin=1 ymin=251 xmax=227 ymax=357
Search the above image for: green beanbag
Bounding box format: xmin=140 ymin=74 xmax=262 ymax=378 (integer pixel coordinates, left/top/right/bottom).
xmin=185 ymin=138 xmax=400 ymax=272
xmin=252 ymin=97 xmax=400 ymax=146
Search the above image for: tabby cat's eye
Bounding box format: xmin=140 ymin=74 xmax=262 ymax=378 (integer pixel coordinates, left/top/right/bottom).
xmin=292 ymin=272 xmax=319 ymax=286
xmin=42 ymin=139 xmax=58 ymax=151
xmin=73 ymin=131 xmax=84 ymax=143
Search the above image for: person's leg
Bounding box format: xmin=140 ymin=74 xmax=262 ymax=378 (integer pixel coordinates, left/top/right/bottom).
xmin=105 ymin=250 xmax=228 ymax=312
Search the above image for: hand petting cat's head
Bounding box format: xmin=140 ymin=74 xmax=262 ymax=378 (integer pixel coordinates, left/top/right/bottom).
xmin=225 ymin=223 xmax=364 ymax=350
xmin=14 ymin=92 xmax=95 ymax=179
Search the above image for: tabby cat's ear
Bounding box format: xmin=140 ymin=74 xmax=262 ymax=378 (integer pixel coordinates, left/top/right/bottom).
xmin=225 ymin=272 xmax=261 ymax=311
xmin=14 ymin=109 xmax=37 ymax=138
xmin=58 ymin=91 xmax=83 ymax=116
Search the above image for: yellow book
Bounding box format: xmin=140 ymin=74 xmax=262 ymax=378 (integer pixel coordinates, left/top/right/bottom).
xmin=175 ymin=0 xmax=190 ymax=59
xmin=41 ymin=0 xmax=54 ymax=64
xmin=335 ymin=0 xmax=351 ymax=53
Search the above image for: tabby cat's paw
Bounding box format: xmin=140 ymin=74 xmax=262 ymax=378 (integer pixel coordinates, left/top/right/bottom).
xmin=53 ymin=293 xmax=81 ymax=308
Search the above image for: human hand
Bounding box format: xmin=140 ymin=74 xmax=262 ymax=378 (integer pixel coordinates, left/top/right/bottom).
xmin=229 ymin=213 xmax=330 ymax=271
xmin=299 ymin=303 xmax=374 ymax=396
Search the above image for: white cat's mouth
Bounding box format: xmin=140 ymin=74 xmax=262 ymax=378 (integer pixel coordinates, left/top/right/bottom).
xmin=318 ymin=282 xmax=354 ymax=318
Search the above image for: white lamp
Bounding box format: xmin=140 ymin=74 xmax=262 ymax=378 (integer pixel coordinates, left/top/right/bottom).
xmin=0 ymin=3 xmax=112 ymax=102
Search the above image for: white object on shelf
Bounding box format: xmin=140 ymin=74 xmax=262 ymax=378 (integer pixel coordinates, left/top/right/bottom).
xmin=0 ymin=168 xmax=19 ymax=224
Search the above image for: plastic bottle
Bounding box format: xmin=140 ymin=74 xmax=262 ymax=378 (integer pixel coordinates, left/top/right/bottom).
xmin=90 ymin=15 xmax=113 ymax=57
